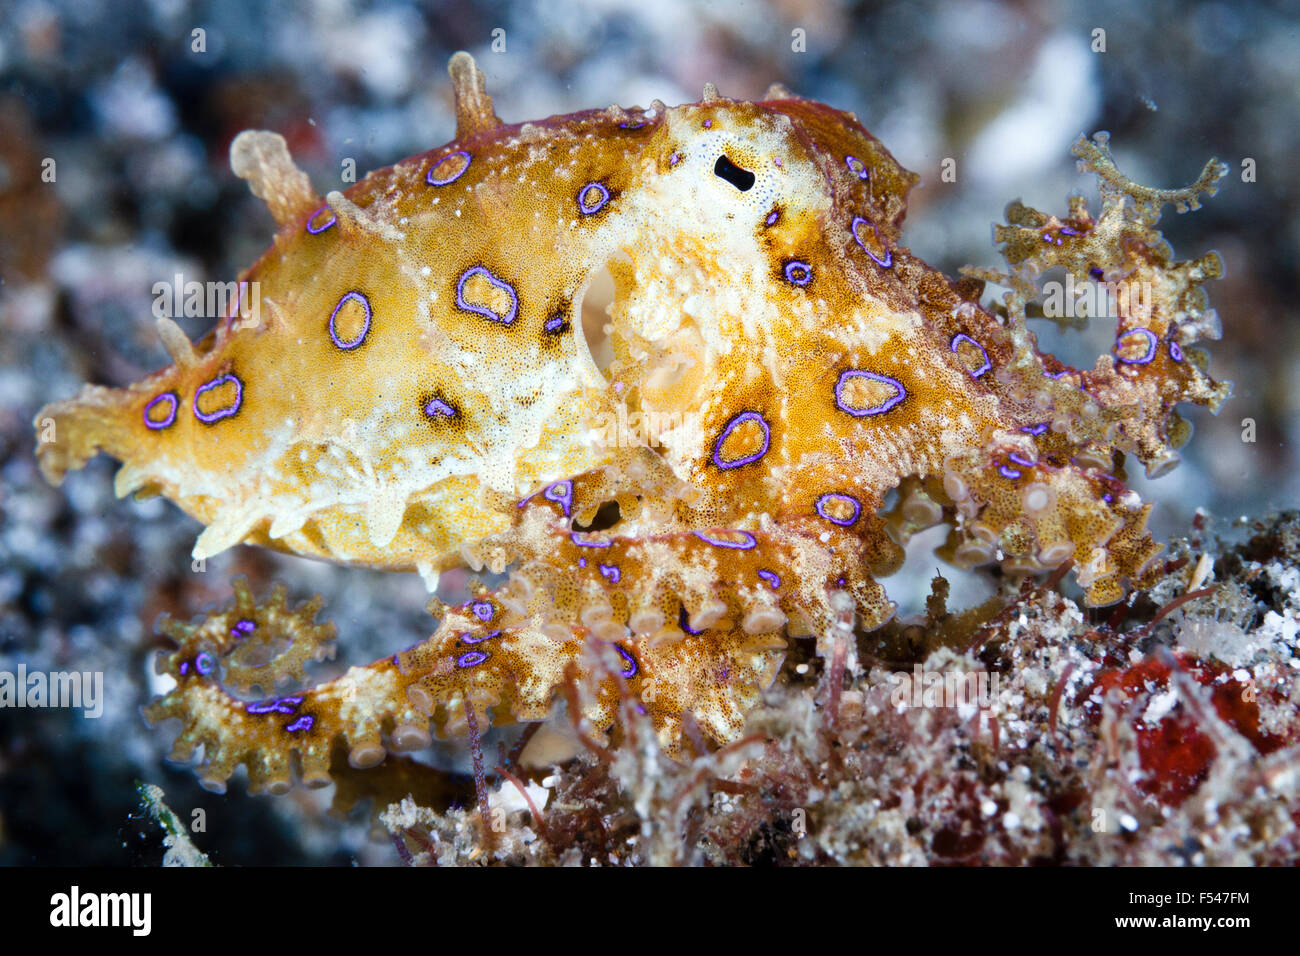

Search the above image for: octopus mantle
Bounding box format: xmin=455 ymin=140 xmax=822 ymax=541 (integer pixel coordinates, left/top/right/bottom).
xmin=34 ymin=54 xmax=1230 ymax=792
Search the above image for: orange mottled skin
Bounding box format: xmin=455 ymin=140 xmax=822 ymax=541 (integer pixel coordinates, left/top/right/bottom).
xmin=35 ymin=54 xmax=1229 ymax=790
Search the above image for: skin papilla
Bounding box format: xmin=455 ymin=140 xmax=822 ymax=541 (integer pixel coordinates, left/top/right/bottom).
xmin=34 ymin=53 xmax=1231 ymax=793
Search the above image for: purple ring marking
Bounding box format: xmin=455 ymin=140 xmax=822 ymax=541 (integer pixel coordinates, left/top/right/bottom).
xmin=999 ymin=465 xmax=1022 ymax=480
xmin=178 ymin=661 xmax=190 ymax=676
xmin=578 ymin=182 xmax=610 ymax=215
xmin=459 ymin=630 xmax=501 ymax=646
xmin=246 ymin=695 xmax=303 ymax=716
xmin=426 ymin=150 xmax=471 ymax=186
xmin=784 ymin=260 xmax=812 ymax=286
xmin=284 ymin=715 xmax=314 ymax=733
xmin=669 ymin=152 xmax=681 ymax=166
xmin=679 ymin=606 xmax=705 ymax=636
xmin=195 ymin=652 xmax=215 ymax=676
xmin=193 ymin=374 xmax=243 ymax=424
xmin=455 ymin=266 xmax=518 ymax=325
xmin=693 ymin=530 xmax=758 ymax=550
xmin=1021 ymin=422 xmax=1049 ymax=436
xmin=328 ymin=291 xmax=372 ymax=350
xmin=544 ymin=314 xmax=567 ymax=334
xmin=711 ymin=410 xmax=771 ymax=470
xmin=845 ymin=155 xmax=869 ymax=180
xmin=834 ymin=369 xmax=906 ymax=417
xmin=851 ymin=216 xmax=892 ymax=268
xmin=1008 ymin=452 xmax=1037 ymax=468
xmin=544 ymin=480 xmax=573 ymax=517
xmin=470 ymin=601 xmax=494 ymax=622
xmin=703 ymin=119 xmax=713 ymax=128
xmin=757 ymin=569 xmax=782 ymax=589
xmin=456 ymin=650 xmax=489 ymax=669
xmin=950 ymin=333 xmax=992 ymax=378
xmin=1115 ymin=328 xmax=1158 ymax=365
xmin=570 ymin=532 xmax=612 ymax=548
xmin=599 ymin=563 xmax=622 ymax=583
xmin=815 ymin=493 xmax=862 ymax=527
xmin=424 ymin=397 xmax=457 ymax=419
xmin=613 ymin=644 xmax=638 ymax=678
xmin=1168 ymin=339 xmax=1183 ymax=362
xmin=305 ymin=204 xmax=337 ymax=234
xmin=578 ymin=557 xmax=586 ymax=568
xmin=143 ymin=392 xmax=179 ymax=430
xmin=765 ymin=210 xmax=779 ymax=226
xmin=619 ymin=120 xmax=646 ymax=130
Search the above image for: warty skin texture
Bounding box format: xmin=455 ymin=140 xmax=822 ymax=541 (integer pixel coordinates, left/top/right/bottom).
xmin=33 ymin=54 xmax=1229 ymax=789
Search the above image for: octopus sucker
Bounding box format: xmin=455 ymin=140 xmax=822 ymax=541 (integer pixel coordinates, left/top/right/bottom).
xmin=36 ymin=54 xmax=1231 ymax=791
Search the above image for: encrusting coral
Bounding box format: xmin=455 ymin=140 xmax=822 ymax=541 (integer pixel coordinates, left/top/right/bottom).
xmin=34 ymin=53 xmax=1236 ymax=806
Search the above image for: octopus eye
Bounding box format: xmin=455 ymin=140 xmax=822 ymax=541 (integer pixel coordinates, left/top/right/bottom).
xmin=714 ymin=154 xmax=755 ymax=192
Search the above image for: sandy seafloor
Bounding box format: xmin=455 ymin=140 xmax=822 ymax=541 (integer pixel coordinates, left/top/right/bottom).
xmin=0 ymin=0 xmax=1297 ymax=864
